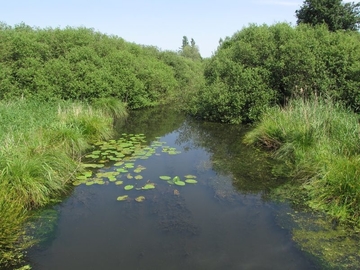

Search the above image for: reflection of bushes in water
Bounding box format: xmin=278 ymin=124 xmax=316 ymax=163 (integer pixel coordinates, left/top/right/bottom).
xmin=175 ymin=119 xmax=281 ymax=196
xmin=115 ymin=106 xmax=185 ymax=142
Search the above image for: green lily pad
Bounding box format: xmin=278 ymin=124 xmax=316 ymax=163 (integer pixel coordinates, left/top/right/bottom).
xmin=142 ymin=183 xmax=155 ymax=190
xmin=134 ymin=168 xmax=142 ymax=173
xmin=135 ymin=196 xmax=145 ymax=202
xmin=95 ymin=179 xmax=105 ymax=185
xmin=173 ymin=176 xmax=181 ymax=182
xmin=185 ymin=179 xmax=198 ymax=184
xmin=174 ymin=181 xmax=186 ymax=186
xmin=82 ymin=163 xmax=104 ymax=168
xmin=108 ymin=176 xmax=117 ymax=182
xmin=127 ymin=173 xmax=133 ymax=179
xmin=184 ymin=175 xmax=197 ymax=179
xmin=76 ymin=175 xmax=88 ymax=180
xmin=86 ymin=181 xmax=95 ymax=186
xmin=115 ymin=181 xmax=124 ymax=185
xmin=134 ymin=175 xmax=143 ymax=180
xmin=72 ymin=180 xmax=83 ymax=186
xmin=159 ymin=176 xmax=171 ymax=180
xmin=124 ymin=185 xmax=134 ymax=190
xmin=114 ymin=161 xmax=124 ymax=166
xmin=117 ymin=195 xmax=128 ymax=201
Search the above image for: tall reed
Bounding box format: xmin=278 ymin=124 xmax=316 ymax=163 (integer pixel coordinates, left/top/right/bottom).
xmin=0 ymin=97 xmax=126 ymax=267
xmin=244 ymin=98 xmax=360 ymax=225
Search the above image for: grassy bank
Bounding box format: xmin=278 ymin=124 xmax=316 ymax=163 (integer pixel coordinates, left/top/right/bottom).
xmin=0 ymin=98 xmax=126 ymax=267
xmin=244 ymin=98 xmax=360 ymax=226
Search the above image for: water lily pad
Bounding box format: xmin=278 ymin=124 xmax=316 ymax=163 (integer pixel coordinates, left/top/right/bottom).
xmin=159 ymin=176 xmax=171 ymax=180
xmin=135 ymin=196 xmax=145 ymax=202
xmin=142 ymin=183 xmax=155 ymax=190
xmin=174 ymin=181 xmax=186 ymax=186
xmin=117 ymin=195 xmax=128 ymax=201
xmin=184 ymin=175 xmax=197 ymax=179
xmin=82 ymin=163 xmax=104 ymax=168
xmin=86 ymin=181 xmax=95 ymax=186
xmin=185 ymin=179 xmax=198 ymax=184
xmin=173 ymin=176 xmax=181 ymax=182
xmin=72 ymin=180 xmax=83 ymax=186
xmin=95 ymin=179 xmax=105 ymax=185
xmin=134 ymin=168 xmax=142 ymax=173
xmin=76 ymin=175 xmax=88 ymax=180
xmin=134 ymin=175 xmax=143 ymax=180
xmin=124 ymin=185 xmax=134 ymax=190
xmin=127 ymin=173 xmax=133 ymax=179
xmin=114 ymin=161 xmax=124 ymax=166
xmin=115 ymin=181 xmax=123 ymax=185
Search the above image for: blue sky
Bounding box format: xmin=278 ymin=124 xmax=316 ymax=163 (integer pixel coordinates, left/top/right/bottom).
xmin=0 ymin=0 xmax=344 ymax=57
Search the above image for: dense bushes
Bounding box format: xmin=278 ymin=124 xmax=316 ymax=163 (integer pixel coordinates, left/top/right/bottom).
xmin=0 ymin=23 xmax=204 ymax=109
xmin=191 ymin=23 xmax=360 ymax=123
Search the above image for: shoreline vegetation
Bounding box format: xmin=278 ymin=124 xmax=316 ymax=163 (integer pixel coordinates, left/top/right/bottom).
xmin=1 ymin=18 xmax=360 ymax=268
xmin=0 ymin=98 xmax=127 ymax=267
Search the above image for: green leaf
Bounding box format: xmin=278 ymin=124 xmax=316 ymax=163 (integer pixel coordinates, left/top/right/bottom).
xmin=124 ymin=185 xmax=134 ymax=190
xmin=117 ymin=195 xmax=128 ymax=201
xmin=159 ymin=176 xmax=171 ymax=180
xmin=174 ymin=181 xmax=186 ymax=186
xmin=184 ymin=175 xmax=197 ymax=179
xmin=115 ymin=181 xmax=124 ymax=185
xmin=135 ymin=196 xmax=145 ymax=202
xmin=185 ymin=179 xmax=197 ymax=184
xmin=142 ymin=183 xmax=155 ymax=190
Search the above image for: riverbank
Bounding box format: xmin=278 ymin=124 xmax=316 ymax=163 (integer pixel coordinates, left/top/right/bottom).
xmin=0 ymin=98 xmax=127 ymax=268
xmin=244 ymin=98 xmax=360 ymax=227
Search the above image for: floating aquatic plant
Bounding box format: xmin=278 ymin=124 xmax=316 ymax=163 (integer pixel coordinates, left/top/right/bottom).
xmin=75 ymin=133 xmax=198 ymax=203
xmin=135 ymin=196 xmax=145 ymax=202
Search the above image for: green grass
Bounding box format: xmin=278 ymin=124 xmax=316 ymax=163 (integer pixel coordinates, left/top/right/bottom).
xmin=244 ymin=98 xmax=360 ymax=226
xmin=0 ymin=97 xmax=127 ymax=268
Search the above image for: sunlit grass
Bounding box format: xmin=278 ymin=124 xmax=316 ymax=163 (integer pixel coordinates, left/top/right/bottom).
xmin=244 ymin=98 xmax=360 ymax=225
xmin=0 ymin=97 xmax=126 ymax=267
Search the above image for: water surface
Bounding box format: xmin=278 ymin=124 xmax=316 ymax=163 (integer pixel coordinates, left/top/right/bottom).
xmin=28 ymin=108 xmax=319 ymax=270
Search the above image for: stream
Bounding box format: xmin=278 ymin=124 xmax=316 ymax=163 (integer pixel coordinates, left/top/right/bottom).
xmin=26 ymin=107 xmax=320 ymax=270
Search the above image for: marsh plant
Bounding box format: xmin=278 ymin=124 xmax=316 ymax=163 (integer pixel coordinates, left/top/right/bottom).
xmin=244 ymin=98 xmax=360 ymax=226
xmin=0 ymin=97 xmax=126 ymax=267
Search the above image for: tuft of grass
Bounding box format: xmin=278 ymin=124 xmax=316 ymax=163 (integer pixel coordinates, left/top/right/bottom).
xmin=91 ymin=97 xmax=128 ymax=119
xmin=244 ymin=98 xmax=360 ymax=225
xmin=0 ymin=98 xmax=126 ymax=267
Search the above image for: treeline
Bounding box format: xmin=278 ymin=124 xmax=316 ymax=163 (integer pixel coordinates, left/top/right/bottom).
xmin=0 ymin=23 xmax=204 ymax=109
xmin=190 ymin=23 xmax=360 ymax=123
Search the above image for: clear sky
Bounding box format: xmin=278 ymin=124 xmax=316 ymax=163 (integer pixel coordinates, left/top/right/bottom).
xmin=0 ymin=0 xmax=351 ymax=57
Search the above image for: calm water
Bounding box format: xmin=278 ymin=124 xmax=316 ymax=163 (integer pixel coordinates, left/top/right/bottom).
xmin=27 ymin=108 xmax=320 ymax=270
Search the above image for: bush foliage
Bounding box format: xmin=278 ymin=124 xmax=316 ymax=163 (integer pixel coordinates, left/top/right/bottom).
xmin=0 ymin=23 xmax=204 ymax=109
xmin=191 ymin=23 xmax=360 ymax=123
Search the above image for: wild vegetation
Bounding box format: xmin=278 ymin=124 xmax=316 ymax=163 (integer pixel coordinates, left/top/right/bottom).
xmin=0 ymin=23 xmax=204 ymax=109
xmin=0 ymin=23 xmax=205 ymax=268
xmin=2 ymin=1 xmax=360 ymax=266
xmin=190 ymin=23 xmax=360 ymax=123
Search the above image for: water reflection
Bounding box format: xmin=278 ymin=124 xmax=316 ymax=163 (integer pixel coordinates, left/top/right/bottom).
xmin=27 ymin=108 xmax=319 ymax=270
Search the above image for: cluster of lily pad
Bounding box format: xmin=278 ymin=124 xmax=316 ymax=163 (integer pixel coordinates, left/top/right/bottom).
xmin=159 ymin=175 xmax=198 ymax=186
xmin=73 ymin=133 xmax=197 ymax=203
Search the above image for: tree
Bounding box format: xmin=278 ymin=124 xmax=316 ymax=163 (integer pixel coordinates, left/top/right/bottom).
xmin=296 ymin=0 xmax=360 ymax=31
xmin=180 ymin=36 xmax=202 ymax=61
xmin=182 ymin=36 xmax=189 ymax=49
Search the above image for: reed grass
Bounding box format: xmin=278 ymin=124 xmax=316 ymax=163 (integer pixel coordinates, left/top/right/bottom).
xmin=0 ymin=97 xmax=126 ymax=267
xmin=244 ymin=98 xmax=360 ymax=225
